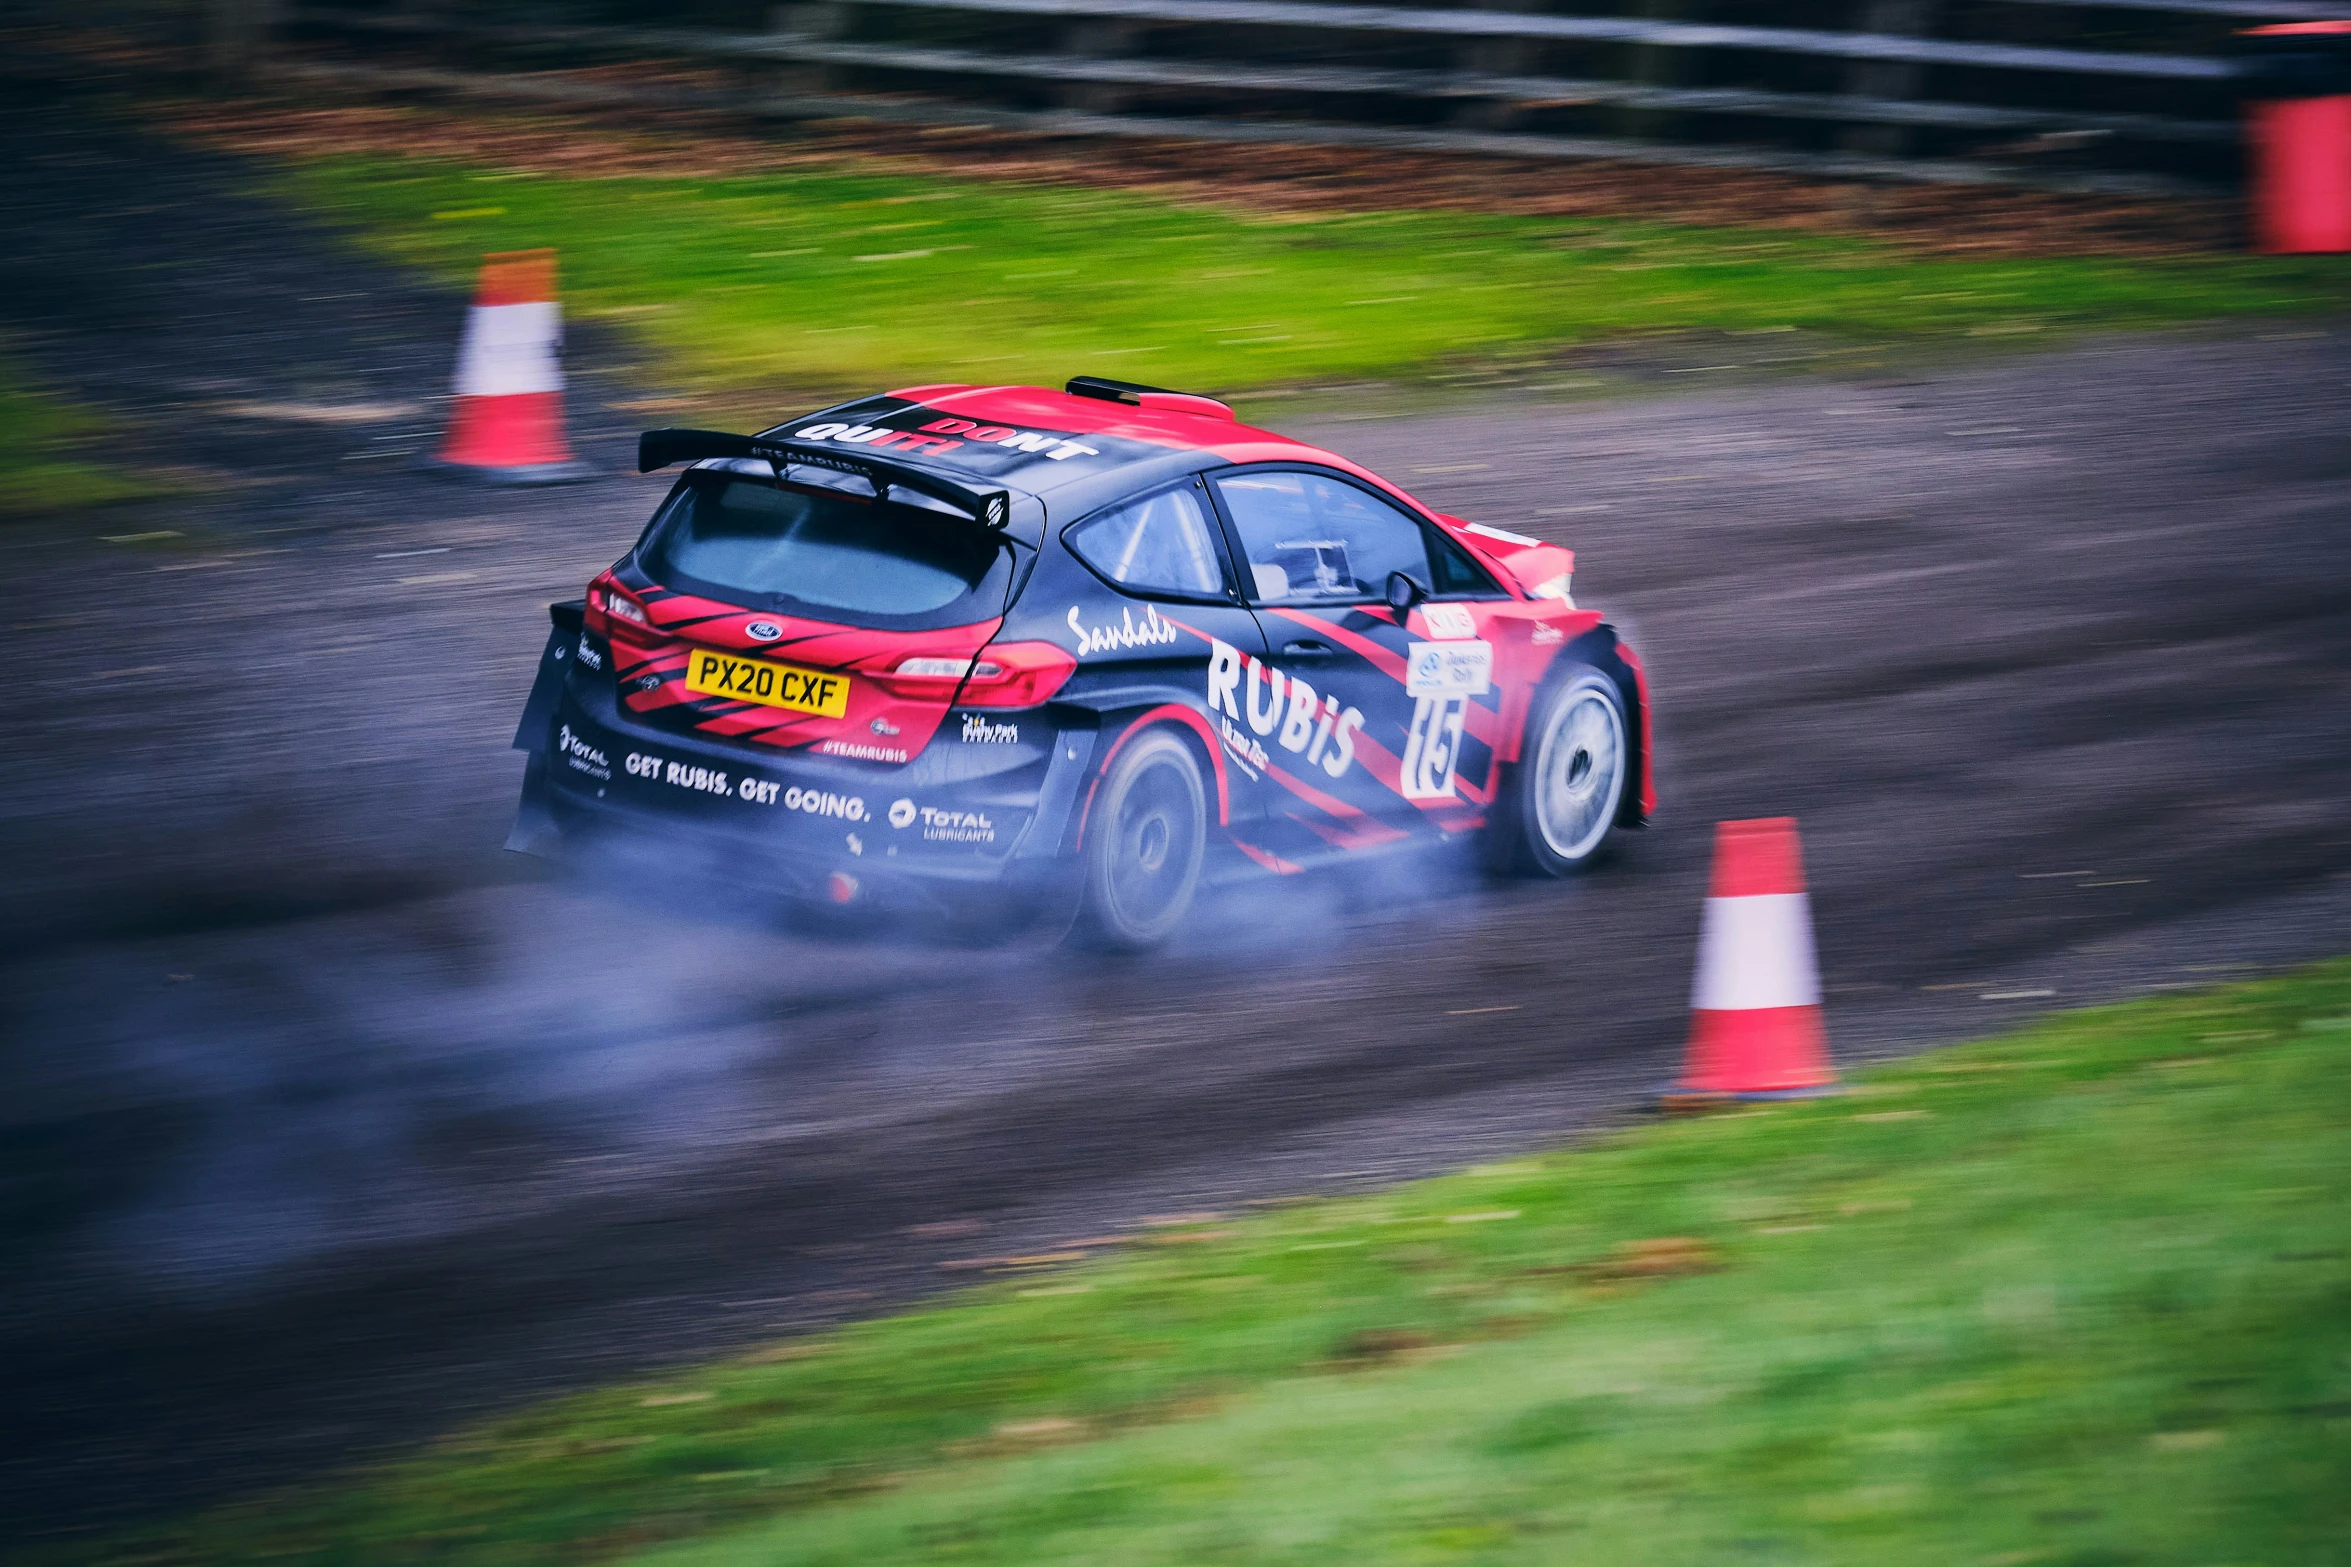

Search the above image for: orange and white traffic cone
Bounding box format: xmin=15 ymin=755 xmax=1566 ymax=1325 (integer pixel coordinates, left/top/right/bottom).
xmin=431 ymin=248 xmax=590 ymax=484
xmin=1668 ymin=817 xmax=1838 ymax=1102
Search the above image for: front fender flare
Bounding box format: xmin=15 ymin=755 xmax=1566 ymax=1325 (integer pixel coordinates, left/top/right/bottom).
xmin=1533 ymin=624 xmax=1652 ymax=830
xmin=1068 ymin=702 xmax=1235 ymax=858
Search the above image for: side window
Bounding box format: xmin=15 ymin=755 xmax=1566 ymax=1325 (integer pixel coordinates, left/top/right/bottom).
xmin=1429 ymin=533 xmax=1503 ymax=597
xmin=1064 ymin=483 xmax=1228 ymax=599
xmin=1212 ymin=468 xmax=1432 ymax=604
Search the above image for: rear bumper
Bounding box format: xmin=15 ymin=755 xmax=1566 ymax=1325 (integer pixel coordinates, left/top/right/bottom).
xmin=517 ymin=654 xmax=1097 ymax=906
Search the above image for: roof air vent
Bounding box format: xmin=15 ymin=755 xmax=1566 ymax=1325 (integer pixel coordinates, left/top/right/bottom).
xmin=1065 ymin=376 xmax=1235 ymax=421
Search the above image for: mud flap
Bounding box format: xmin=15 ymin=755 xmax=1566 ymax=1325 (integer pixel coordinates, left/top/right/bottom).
xmin=507 ymin=600 xmax=585 ymax=856
xmin=511 ymin=601 xmax=586 ymax=754
xmin=505 ymin=751 xmax=562 ymax=857
xmin=1011 ymin=727 xmax=1098 ymax=862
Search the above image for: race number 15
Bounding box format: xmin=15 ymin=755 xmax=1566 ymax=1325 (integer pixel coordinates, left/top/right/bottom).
xmin=1401 ymin=694 xmax=1469 ymax=800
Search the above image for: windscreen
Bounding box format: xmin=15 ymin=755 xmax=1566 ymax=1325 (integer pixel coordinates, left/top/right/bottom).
xmin=643 ymin=473 xmax=1013 ymax=627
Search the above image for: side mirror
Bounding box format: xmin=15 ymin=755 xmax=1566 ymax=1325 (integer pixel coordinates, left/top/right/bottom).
xmin=1385 ymin=570 xmax=1429 ymax=613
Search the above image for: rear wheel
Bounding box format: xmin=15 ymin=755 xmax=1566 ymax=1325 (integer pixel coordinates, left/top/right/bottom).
xmin=1072 ymin=728 xmax=1208 ymax=950
xmin=1492 ymin=664 xmax=1628 ymax=878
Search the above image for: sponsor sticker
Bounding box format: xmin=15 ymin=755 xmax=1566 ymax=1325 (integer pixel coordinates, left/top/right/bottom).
xmin=1067 ymin=603 xmax=1180 ymax=657
xmin=883 ymin=796 xmax=996 ymax=843
xmin=620 ymin=749 xmax=803 ymax=807
xmin=783 ymin=785 xmax=866 ymax=819
xmin=622 ymin=750 xmax=771 ymax=803
xmin=1418 ymin=603 xmax=1478 ymax=641
xmin=1406 ymin=640 xmax=1493 ymax=697
xmin=556 ymin=723 xmax=610 ymax=782
xmin=961 ymin=713 xmax=1019 ymax=744
xmin=1397 ymin=639 xmax=1491 ymax=800
xmin=1216 ymin=714 xmax=1270 ymax=776
xmin=1205 ymin=638 xmax=1363 ymax=781
xmin=917 ymin=806 xmax=995 ymax=844
xmin=818 ymin=739 xmax=909 ymax=763
xmin=916 ymin=418 xmax=1102 ymax=462
xmin=788 ymin=422 xmax=967 ymax=459
xmin=790 ymin=418 xmax=1104 ymax=464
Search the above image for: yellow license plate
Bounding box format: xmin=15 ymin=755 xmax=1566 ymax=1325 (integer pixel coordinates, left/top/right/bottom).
xmin=683 ymin=648 xmax=852 ymax=717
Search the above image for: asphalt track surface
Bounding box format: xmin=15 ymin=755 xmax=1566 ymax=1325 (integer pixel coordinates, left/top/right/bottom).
xmin=5 ymin=77 xmax=2351 ymax=1544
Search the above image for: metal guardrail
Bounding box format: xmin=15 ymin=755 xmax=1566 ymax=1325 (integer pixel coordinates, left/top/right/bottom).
xmin=752 ymin=38 xmax=2240 ymax=139
xmin=284 ymin=0 xmax=2311 ymax=194
xmin=1931 ymin=0 xmax=2332 ymax=14
xmin=815 ymin=0 xmax=2236 ymax=79
xmin=261 ymin=54 xmax=2228 ymax=192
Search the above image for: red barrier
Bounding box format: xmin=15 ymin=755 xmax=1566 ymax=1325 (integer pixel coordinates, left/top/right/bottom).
xmin=2241 ymin=22 xmax=2351 ymax=255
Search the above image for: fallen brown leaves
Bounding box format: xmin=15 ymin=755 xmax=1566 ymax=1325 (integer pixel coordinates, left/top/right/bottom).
xmin=1593 ymin=1236 xmax=1726 ymax=1280
xmin=1324 ymin=1327 xmax=1453 ymax=1368
xmin=1527 ymin=1235 xmax=1729 ymax=1288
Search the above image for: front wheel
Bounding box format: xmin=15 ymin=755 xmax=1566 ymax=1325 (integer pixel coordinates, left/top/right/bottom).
xmin=1491 ymin=664 xmax=1629 ymax=878
xmin=1071 ymin=728 xmax=1208 ymax=950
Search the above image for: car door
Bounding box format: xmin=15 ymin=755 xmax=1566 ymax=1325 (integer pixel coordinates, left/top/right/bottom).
xmin=1206 ymin=464 xmax=1510 ymax=845
xmin=1048 ymin=474 xmax=1278 ymax=824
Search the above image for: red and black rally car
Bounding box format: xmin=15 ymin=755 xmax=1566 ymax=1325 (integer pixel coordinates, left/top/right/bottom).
xmin=509 ymin=376 xmax=1654 ymax=947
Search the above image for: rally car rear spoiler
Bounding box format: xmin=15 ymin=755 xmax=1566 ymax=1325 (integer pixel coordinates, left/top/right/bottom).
xmin=638 ymin=427 xmax=1013 ymax=530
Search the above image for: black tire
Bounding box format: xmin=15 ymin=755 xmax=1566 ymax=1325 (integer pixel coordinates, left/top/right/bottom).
xmin=1490 ymin=663 xmax=1629 ymax=878
xmin=1071 ymin=728 xmax=1208 ymax=950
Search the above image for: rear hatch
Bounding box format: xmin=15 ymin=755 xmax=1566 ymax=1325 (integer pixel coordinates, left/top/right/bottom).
xmin=584 ymin=462 xmax=1054 ymax=766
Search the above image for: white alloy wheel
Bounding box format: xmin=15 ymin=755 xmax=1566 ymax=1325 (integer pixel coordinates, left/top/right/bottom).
xmin=1493 ymin=665 xmax=1628 ymax=877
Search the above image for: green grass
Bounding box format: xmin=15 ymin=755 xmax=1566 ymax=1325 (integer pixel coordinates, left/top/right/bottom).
xmin=280 ymin=155 xmax=2351 ymax=412
xmin=0 ymin=354 xmax=158 ymax=518
xmin=65 ymin=961 xmax=2351 ymax=1567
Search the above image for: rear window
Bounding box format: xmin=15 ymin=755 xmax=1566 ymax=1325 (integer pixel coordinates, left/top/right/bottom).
xmin=1065 ymin=484 xmax=1228 ymax=599
xmin=642 ymin=473 xmax=1013 ymax=627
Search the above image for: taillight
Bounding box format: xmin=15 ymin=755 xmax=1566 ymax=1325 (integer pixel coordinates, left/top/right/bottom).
xmin=893 ymin=656 xmax=983 ymax=680
xmin=956 ymin=642 xmax=1078 ymax=708
xmin=1530 ymin=572 xmax=1574 ymax=608
xmin=869 ymin=655 xmax=979 ymax=701
xmin=869 ymin=643 xmax=1076 ymax=707
xmin=585 ymin=576 xmax=654 ymax=640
